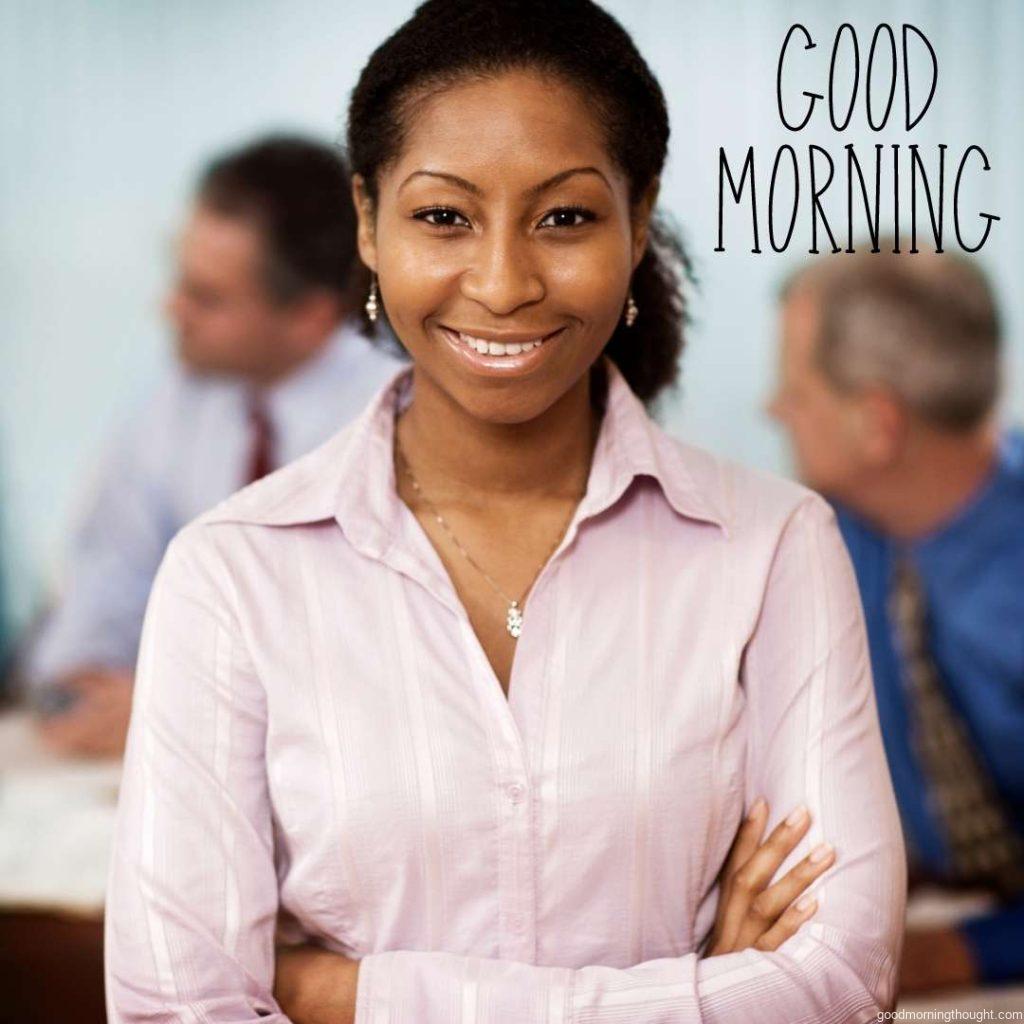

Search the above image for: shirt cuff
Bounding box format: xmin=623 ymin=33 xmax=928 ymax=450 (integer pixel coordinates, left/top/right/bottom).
xmin=354 ymin=951 xmax=388 ymax=1024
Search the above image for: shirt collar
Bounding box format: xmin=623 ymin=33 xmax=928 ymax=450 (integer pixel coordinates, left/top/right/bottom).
xmin=205 ymin=354 xmax=729 ymax=548
xmin=581 ymin=357 xmax=727 ymax=536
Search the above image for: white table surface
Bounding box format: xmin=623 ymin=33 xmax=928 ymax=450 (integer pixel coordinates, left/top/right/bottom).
xmin=0 ymin=708 xmax=121 ymax=918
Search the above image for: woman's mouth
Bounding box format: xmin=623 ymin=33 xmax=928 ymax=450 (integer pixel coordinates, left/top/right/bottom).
xmin=450 ymin=330 xmax=553 ymax=355
xmin=436 ymin=324 xmax=566 ymax=375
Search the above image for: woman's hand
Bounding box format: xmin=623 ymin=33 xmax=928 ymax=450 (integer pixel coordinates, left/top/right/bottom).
xmin=273 ymin=942 xmax=360 ymax=1024
xmin=35 ymin=669 xmax=134 ymax=759
xmin=703 ymin=798 xmax=836 ymax=956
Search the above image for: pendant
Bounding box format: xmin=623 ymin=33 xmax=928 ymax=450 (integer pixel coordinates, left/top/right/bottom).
xmin=506 ymin=600 xmax=523 ymax=639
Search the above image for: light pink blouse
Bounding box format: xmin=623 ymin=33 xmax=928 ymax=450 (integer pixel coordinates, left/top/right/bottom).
xmin=104 ymin=356 xmax=906 ymax=1023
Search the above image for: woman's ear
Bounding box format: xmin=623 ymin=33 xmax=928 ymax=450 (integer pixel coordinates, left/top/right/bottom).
xmin=351 ymin=173 xmax=378 ymax=272
xmin=631 ymin=175 xmax=660 ymax=270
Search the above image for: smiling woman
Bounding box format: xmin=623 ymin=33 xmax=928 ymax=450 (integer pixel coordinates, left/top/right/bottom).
xmin=103 ymin=2 xmax=906 ymax=1022
xmin=356 ymin=65 xmax=648 ymax=431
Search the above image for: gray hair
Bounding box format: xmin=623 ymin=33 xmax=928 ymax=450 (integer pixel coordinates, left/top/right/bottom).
xmin=781 ymin=245 xmax=1001 ymax=431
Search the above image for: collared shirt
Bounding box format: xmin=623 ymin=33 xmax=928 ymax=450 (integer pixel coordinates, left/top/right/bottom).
xmin=21 ymin=319 xmax=405 ymax=695
xmin=104 ymin=356 xmax=906 ymax=1023
xmin=834 ymin=427 xmax=1024 ymax=985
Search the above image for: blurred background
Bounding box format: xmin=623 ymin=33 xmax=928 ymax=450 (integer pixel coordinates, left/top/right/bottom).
xmin=0 ymin=1 xmax=1022 ymax=1020
xmin=2 ymin=0 xmax=1022 ymax=656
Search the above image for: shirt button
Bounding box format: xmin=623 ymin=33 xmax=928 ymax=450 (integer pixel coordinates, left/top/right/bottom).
xmin=506 ymin=783 xmax=525 ymax=804
xmin=508 ymin=912 xmax=525 ymax=931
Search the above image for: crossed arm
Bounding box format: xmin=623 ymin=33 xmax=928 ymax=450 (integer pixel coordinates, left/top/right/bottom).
xmin=273 ymin=799 xmax=840 ymax=1022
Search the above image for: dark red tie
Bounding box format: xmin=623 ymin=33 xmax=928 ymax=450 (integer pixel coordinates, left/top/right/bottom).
xmin=245 ymin=389 xmax=276 ymax=485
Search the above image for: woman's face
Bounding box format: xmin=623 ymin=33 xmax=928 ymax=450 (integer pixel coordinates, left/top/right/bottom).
xmin=353 ymin=69 xmax=657 ymax=424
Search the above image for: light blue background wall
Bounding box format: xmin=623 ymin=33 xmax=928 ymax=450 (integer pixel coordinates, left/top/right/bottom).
xmin=1 ymin=0 xmax=1022 ymax=642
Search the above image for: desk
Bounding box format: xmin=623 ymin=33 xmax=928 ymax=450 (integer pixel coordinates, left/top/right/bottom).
xmin=0 ymin=911 xmax=106 ymax=1024
xmin=0 ymin=709 xmax=118 ymax=1024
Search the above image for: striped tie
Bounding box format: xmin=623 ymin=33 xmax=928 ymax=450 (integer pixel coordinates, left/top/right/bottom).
xmin=889 ymin=552 xmax=1024 ymax=899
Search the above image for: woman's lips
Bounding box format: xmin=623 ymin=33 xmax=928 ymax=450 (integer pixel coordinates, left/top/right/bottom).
xmin=437 ymin=325 xmax=566 ymax=375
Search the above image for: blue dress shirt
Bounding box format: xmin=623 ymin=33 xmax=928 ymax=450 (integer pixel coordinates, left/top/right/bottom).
xmin=833 ymin=427 xmax=1024 ymax=985
xmin=22 ymin=319 xmax=405 ymax=696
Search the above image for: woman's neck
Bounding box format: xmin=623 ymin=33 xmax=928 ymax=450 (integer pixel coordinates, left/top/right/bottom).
xmin=394 ymin=364 xmax=603 ymax=510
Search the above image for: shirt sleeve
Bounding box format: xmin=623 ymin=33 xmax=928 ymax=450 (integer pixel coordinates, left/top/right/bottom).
xmin=21 ymin=395 xmax=176 ymax=694
xmin=958 ymin=901 xmax=1024 ymax=985
xmin=104 ymin=523 xmax=292 ymax=1023
xmin=352 ymin=493 xmax=908 ymax=1023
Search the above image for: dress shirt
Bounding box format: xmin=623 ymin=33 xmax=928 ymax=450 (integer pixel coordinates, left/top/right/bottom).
xmin=834 ymin=427 xmax=1024 ymax=985
xmin=22 ymin=319 xmax=405 ymax=695
xmin=104 ymin=355 xmax=906 ymax=1023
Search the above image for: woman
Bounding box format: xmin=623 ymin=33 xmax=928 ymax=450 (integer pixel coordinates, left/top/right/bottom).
xmin=104 ymin=2 xmax=906 ymax=1021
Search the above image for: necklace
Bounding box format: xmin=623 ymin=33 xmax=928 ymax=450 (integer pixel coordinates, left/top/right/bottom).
xmin=394 ymin=430 xmax=584 ymax=640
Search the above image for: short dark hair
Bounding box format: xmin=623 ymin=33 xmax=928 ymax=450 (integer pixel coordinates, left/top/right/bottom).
xmin=197 ymin=134 xmax=366 ymax=308
xmin=782 ymin=245 xmax=1001 ymax=432
xmin=345 ymin=0 xmax=696 ymax=407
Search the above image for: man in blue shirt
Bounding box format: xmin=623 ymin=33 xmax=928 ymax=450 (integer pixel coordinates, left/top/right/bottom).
xmin=768 ymin=245 xmax=1024 ymax=993
xmin=15 ymin=134 xmax=403 ymax=756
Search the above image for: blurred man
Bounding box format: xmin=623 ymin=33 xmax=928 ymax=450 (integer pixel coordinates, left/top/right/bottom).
xmin=768 ymin=246 xmax=1024 ymax=993
xmin=18 ymin=134 xmax=403 ymax=756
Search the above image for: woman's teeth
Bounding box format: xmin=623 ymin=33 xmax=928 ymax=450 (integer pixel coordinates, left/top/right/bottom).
xmin=457 ymin=331 xmax=549 ymax=356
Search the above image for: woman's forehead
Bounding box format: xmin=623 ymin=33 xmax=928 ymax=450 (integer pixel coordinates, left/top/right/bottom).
xmin=385 ymin=70 xmax=617 ymax=189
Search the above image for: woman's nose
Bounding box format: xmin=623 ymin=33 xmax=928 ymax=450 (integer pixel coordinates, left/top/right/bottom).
xmin=459 ymin=231 xmax=544 ymax=315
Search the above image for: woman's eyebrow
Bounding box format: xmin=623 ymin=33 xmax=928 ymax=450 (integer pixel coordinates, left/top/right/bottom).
xmin=397 ymin=166 xmax=610 ymax=197
xmin=526 ymin=166 xmax=609 ymax=198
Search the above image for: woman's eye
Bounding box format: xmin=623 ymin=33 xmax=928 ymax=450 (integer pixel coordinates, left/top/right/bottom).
xmin=413 ymin=207 xmax=470 ymax=229
xmin=538 ymin=206 xmax=596 ymax=229
xmin=412 ymin=205 xmax=595 ymax=231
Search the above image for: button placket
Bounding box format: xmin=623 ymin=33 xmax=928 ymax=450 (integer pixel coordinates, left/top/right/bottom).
xmin=499 ymin=773 xmax=533 ymax=955
xmin=454 ymin=614 xmax=536 ymax=959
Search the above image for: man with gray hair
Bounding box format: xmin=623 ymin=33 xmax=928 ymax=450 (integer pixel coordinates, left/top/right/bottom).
xmin=768 ymin=246 xmax=1024 ymax=994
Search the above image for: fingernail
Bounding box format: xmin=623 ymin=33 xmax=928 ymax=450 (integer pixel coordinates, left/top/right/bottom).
xmin=795 ymin=895 xmax=816 ymax=913
xmin=747 ymin=797 xmax=767 ymax=820
xmin=786 ymin=805 xmax=809 ymax=827
xmin=809 ymin=842 xmax=834 ymax=863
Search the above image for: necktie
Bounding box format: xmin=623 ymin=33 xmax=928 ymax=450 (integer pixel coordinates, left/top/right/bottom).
xmin=888 ymin=551 xmax=1024 ymax=899
xmin=244 ymin=389 xmax=277 ymax=485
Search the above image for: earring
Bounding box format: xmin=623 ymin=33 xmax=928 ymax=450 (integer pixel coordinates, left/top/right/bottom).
xmin=365 ymin=273 xmax=379 ymax=324
xmin=624 ymin=291 xmax=639 ymax=328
